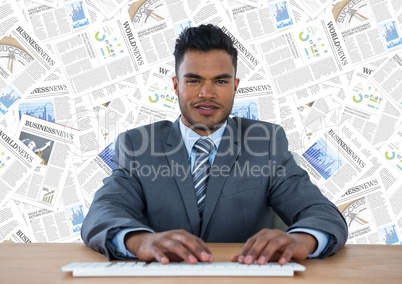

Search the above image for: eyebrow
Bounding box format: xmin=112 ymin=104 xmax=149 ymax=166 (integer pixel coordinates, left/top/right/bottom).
xmin=183 ymin=73 xmax=233 ymax=79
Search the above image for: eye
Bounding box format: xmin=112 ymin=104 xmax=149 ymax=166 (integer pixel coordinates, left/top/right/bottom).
xmin=216 ymin=79 xmax=228 ymax=84
xmin=187 ymin=79 xmax=200 ymax=84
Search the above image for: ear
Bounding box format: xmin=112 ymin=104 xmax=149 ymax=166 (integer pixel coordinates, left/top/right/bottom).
xmin=172 ymin=76 xmax=179 ymax=96
xmin=234 ymin=78 xmax=240 ymax=95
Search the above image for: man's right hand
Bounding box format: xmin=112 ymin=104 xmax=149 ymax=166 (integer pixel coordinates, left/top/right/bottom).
xmin=124 ymin=229 xmax=214 ymax=264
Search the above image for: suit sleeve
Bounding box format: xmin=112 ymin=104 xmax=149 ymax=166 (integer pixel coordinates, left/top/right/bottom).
xmin=268 ymin=126 xmax=348 ymax=258
xmin=81 ymin=131 xmax=152 ymax=259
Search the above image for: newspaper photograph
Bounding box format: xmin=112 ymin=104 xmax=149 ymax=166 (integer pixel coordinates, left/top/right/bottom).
xmin=13 ymin=114 xmax=79 ymax=210
xmin=0 ymin=124 xmax=42 ymax=208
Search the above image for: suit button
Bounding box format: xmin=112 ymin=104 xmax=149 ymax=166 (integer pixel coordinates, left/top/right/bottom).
xmin=98 ymin=247 xmax=105 ymax=254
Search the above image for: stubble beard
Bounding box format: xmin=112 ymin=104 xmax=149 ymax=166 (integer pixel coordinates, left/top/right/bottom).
xmin=177 ymin=92 xmax=233 ymax=133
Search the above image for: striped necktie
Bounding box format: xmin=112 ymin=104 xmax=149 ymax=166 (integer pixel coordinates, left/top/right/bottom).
xmin=192 ymin=137 xmax=215 ymax=217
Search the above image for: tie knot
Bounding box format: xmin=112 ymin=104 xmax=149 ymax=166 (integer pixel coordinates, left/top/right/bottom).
xmin=194 ymin=137 xmax=215 ymax=154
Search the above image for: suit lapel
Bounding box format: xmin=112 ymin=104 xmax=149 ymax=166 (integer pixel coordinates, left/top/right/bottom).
xmin=164 ymin=119 xmax=201 ymax=235
xmin=201 ymin=118 xmax=241 ymax=237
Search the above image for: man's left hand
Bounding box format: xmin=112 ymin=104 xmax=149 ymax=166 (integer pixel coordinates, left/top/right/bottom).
xmin=231 ymin=229 xmax=317 ymax=265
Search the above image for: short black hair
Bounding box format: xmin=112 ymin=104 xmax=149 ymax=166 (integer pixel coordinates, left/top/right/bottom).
xmin=173 ymin=24 xmax=238 ymax=75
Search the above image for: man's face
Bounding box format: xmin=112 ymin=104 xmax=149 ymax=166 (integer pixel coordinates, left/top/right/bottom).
xmin=172 ymin=50 xmax=239 ymax=136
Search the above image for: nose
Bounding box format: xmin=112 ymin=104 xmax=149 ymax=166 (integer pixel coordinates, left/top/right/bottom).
xmin=198 ymin=82 xmax=216 ymax=99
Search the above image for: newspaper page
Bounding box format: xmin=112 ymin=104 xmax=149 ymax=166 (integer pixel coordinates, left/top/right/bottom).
xmin=18 ymin=80 xmax=76 ymax=127
xmin=124 ymin=0 xmax=185 ymax=71
xmin=25 ymin=167 xmax=85 ymax=242
xmin=0 ymin=0 xmax=23 ymax=38
xmin=0 ymin=125 xmax=42 ymax=208
xmin=298 ymin=95 xmax=342 ymax=142
xmin=189 ymin=1 xmax=265 ymax=81
xmin=336 ymin=173 xmax=402 ymax=245
xmin=279 ymin=83 xmax=345 ymax=154
xmin=338 ymin=61 xmax=402 ymax=148
xmin=30 ymin=0 xmax=58 ymax=7
xmin=229 ymin=0 xmax=299 ymax=43
xmin=233 ymin=0 xmax=264 ymax=8
xmin=337 ymin=120 xmax=402 ymax=218
xmin=0 ymin=21 xmax=59 ymax=117
xmin=51 ymin=15 xmax=148 ymax=97
xmin=95 ymin=93 xmax=140 ymax=150
xmin=330 ymin=0 xmax=402 ymax=66
xmin=254 ymin=17 xmax=353 ymax=97
xmin=0 ymin=107 xmax=19 ymax=133
xmin=299 ymin=120 xmax=373 ymax=202
xmin=75 ymin=140 xmax=115 ymax=205
xmin=292 ymin=83 xmax=343 ymax=107
xmin=13 ymin=114 xmax=79 ymax=210
xmin=219 ymin=21 xmax=264 ymax=81
xmin=72 ymin=93 xmax=100 ymax=160
xmin=233 ymin=79 xmax=280 ymax=124
xmin=26 ymin=0 xmax=92 ymax=43
xmin=298 ymin=0 xmax=333 ymax=19
xmin=367 ymin=51 xmax=402 ymax=113
xmin=378 ymin=123 xmax=402 ymax=174
xmin=397 ymin=211 xmax=402 ymax=243
xmin=124 ymin=0 xmax=263 ymax=81
xmin=88 ymin=80 xmax=140 ymax=106
xmin=70 ymin=80 xmax=142 ymax=162
xmin=378 ymin=124 xmax=402 ymax=219
xmin=0 ymin=199 xmax=36 ymax=243
xmin=278 ymin=93 xmax=307 ymax=152
xmin=135 ymin=63 xmax=180 ymax=124
xmin=93 ymin=0 xmax=129 ymax=19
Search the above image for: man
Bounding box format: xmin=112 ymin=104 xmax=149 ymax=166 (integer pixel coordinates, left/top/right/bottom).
xmin=81 ymin=24 xmax=347 ymax=265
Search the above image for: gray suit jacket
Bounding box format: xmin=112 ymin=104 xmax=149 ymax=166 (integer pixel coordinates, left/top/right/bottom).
xmin=81 ymin=117 xmax=348 ymax=259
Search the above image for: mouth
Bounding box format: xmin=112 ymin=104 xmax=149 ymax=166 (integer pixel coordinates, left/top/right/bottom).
xmin=194 ymin=103 xmax=220 ymax=115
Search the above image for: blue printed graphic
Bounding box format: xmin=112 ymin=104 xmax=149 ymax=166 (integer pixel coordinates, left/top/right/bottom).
xmin=302 ymin=137 xmax=344 ymax=180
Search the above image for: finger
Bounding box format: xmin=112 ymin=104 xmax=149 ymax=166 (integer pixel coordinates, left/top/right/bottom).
xmin=150 ymin=246 xmax=170 ymax=264
xmin=161 ymin=239 xmax=199 ymax=264
xmin=194 ymin=237 xmax=214 ymax=262
xmin=231 ymin=254 xmax=239 ymax=262
xmin=237 ymin=235 xmax=258 ymax=263
xmin=241 ymin=229 xmax=281 ymax=264
xmin=170 ymin=231 xmax=213 ymax=262
xmin=277 ymin=244 xmax=297 ymax=265
xmin=257 ymin=237 xmax=292 ymax=264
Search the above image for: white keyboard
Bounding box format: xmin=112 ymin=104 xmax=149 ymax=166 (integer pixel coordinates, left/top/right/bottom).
xmin=61 ymin=261 xmax=306 ymax=277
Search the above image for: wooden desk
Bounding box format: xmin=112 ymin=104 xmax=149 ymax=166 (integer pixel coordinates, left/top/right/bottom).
xmin=1 ymin=243 xmax=401 ymax=283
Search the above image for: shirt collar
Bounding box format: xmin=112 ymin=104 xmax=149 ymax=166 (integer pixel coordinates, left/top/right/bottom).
xmin=179 ymin=117 xmax=227 ymax=155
